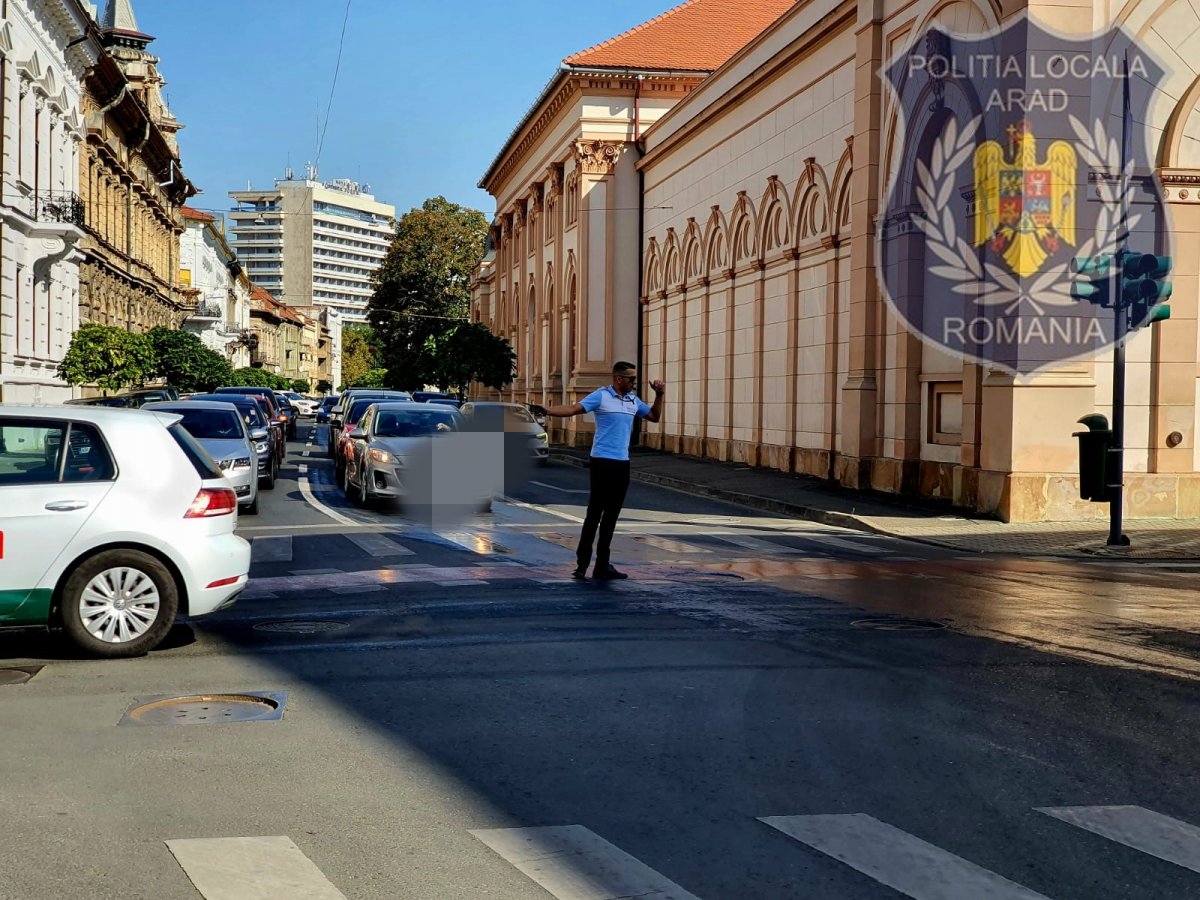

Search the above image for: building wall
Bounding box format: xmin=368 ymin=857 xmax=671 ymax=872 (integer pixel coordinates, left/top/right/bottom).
xmin=636 ymin=0 xmax=1200 ymax=521
xmin=0 ymin=1 xmax=93 ymax=403
xmin=473 ymin=74 xmax=701 ymax=446
xmin=178 ymin=216 xmax=252 ymax=366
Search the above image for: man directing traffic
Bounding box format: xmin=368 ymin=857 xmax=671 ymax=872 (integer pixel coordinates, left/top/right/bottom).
xmin=531 ymin=362 xmax=664 ymax=580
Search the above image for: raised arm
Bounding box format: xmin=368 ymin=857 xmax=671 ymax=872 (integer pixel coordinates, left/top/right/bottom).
xmin=531 ymin=401 xmax=586 ymax=418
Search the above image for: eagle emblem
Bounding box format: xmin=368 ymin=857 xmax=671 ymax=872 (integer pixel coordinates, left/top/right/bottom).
xmin=974 ymin=121 xmax=1077 ymax=277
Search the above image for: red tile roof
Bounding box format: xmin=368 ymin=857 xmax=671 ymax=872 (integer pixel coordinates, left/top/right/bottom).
xmin=180 ymin=205 xmax=216 ymax=223
xmin=564 ymin=0 xmax=795 ymax=71
xmin=250 ymin=286 xmax=305 ymax=324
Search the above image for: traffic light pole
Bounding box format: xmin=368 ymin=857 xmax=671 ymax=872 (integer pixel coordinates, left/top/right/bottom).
xmin=1108 ymin=55 xmax=1132 ymax=547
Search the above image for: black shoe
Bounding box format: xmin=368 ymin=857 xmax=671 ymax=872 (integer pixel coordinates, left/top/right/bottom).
xmin=593 ymin=565 xmax=628 ymax=581
xmin=571 ymin=567 xmax=590 ymax=580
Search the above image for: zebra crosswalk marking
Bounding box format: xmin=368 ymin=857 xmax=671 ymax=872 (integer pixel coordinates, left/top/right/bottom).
xmin=760 ymin=814 xmax=1050 ymax=900
xmin=251 ymin=536 xmax=293 ymax=563
xmin=165 ymin=836 xmax=346 ymax=900
xmin=343 ymin=532 xmax=415 ymax=557
xmin=709 ymin=534 xmax=806 ymax=555
xmin=1038 ymin=805 xmax=1200 ymax=874
xmin=470 ymin=825 xmax=702 ymax=900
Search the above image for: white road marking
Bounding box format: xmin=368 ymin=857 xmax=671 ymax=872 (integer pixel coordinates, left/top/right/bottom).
xmin=251 ymin=536 xmax=293 ymax=563
xmin=717 ymin=534 xmax=805 ymax=555
xmin=344 ymin=532 xmax=414 ymax=557
xmin=530 ymin=480 xmax=591 ymax=494
xmin=500 ymin=493 xmax=584 ymax=524
xmin=297 ymin=463 xmax=358 ymax=527
xmin=1038 ymin=805 xmax=1200 ymax=873
xmin=803 ymin=534 xmax=890 ymax=555
xmin=760 ymin=814 xmax=1049 ymax=900
xmin=631 ymin=534 xmax=711 ymax=554
xmin=470 ymin=825 xmax=702 ymax=900
xmin=165 ymin=835 xmax=346 ymax=900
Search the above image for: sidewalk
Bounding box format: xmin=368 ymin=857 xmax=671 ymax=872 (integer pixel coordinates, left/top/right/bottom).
xmin=549 ymin=447 xmax=1200 ymax=560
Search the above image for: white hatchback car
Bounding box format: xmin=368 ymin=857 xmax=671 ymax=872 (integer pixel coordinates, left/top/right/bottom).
xmin=0 ymin=406 xmax=251 ymax=657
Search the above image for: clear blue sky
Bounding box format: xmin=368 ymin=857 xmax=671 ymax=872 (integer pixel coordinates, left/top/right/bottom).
xmin=134 ymin=0 xmax=670 ymax=221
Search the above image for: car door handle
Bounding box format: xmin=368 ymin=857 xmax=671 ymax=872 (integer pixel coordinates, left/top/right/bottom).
xmin=45 ymin=500 xmax=89 ymax=512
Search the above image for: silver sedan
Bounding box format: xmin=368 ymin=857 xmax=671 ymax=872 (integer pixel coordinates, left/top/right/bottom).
xmin=144 ymin=401 xmax=259 ymax=515
xmin=343 ymin=402 xmax=492 ymax=511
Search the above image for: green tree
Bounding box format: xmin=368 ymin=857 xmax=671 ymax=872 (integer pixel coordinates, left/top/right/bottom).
xmin=146 ymin=327 xmax=232 ymax=393
xmin=58 ymin=324 xmax=156 ymax=394
xmin=290 ymin=378 xmax=310 ymax=393
xmin=340 ymin=325 xmax=379 ymax=388
xmin=316 ymin=379 xmax=332 ymax=393
xmin=349 ymin=367 xmax=388 ymax=388
xmin=368 ymin=196 xmax=488 ymax=391
xmin=230 ymin=366 xmax=278 ymax=388
xmin=427 ymin=323 xmax=515 ymax=392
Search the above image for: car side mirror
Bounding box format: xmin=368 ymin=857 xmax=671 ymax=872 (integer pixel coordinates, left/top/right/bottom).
xmin=348 ymin=428 xmax=366 ymax=439
xmin=250 ymin=428 xmax=268 ymax=441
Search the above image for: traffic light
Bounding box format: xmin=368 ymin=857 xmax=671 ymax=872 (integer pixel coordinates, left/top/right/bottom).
xmin=1122 ymin=253 xmax=1172 ymax=328
xmin=1070 ymin=255 xmax=1112 ymax=307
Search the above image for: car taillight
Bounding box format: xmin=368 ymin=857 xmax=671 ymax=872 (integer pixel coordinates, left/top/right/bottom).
xmin=185 ymin=487 xmax=238 ymax=518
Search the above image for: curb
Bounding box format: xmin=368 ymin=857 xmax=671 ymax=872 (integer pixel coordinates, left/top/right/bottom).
xmin=547 ymin=451 xmax=1199 ymax=560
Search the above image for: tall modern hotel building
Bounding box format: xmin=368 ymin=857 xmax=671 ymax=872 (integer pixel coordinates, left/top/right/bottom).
xmin=229 ymin=172 xmax=395 ymax=322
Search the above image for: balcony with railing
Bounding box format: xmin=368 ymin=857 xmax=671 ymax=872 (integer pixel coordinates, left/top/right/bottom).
xmin=35 ymin=191 xmax=86 ymax=227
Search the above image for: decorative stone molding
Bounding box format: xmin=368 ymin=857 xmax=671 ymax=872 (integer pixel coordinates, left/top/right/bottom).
xmin=574 ymin=139 xmax=623 ymax=176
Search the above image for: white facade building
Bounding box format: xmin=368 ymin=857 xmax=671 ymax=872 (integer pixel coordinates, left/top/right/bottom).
xmin=0 ymin=0 xmax=98 ymax=403
xmin=178 ymin=207 xmax=252 ymax=368
xmin=229 ymin=171 xmax=395 ymax=324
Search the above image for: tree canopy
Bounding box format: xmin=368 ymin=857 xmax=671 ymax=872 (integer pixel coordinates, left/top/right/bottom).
xmin=58 ymin=325 xmax=157 ymax=394
xmin=340 ymin=325 xmax=379 ymax=389
xmin=368 ymin=196 xmax=503 ymax=392
xmin=146 ymin=327 xmax=232 ymax=393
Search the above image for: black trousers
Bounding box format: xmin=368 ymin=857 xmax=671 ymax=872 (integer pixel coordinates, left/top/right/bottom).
xmin=576 ymin=458 xmax=631 ymax=571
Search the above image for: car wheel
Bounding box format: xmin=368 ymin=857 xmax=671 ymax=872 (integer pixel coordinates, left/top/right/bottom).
xmin=261 ymin=459 xmax=277 ymax=490
xmin=357 ymin=469 xmax=372 ymax=507
xmin=337 ymin=462 xmax=346 ymax=490
xmin=59 ymin=550 xmax=179 ymax=658
xmin=245 ymin=494 xmax=259 ymax=515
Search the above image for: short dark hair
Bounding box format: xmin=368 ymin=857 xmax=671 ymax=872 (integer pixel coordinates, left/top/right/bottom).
xmin=612 ymin=361 xmax=636 ymax=374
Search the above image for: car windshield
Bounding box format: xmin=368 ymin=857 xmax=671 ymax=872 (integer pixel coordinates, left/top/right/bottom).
xmin=374 ymin=410 xmax=459 ymax=437
xmin=173 ymin=408 xmax=245 ymax=441
xmin=346 ymin=399 xmax=381 ymax=424
xmin=505 ymin=406 xmax=536 ymax=424
xmin=321 ymin=397 xmax=339 ymax=409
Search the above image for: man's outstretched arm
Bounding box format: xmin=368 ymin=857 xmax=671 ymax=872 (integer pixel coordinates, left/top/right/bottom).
xmin=531 ymin=401 xmax=585 ymax=418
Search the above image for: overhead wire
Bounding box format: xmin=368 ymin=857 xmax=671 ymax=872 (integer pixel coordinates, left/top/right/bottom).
xmin=314 ymin=0 xmax=353 ymax=170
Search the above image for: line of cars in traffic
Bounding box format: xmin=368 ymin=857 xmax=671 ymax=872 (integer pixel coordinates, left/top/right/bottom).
xmin=0 ymin=385 xmax=325 ymax=658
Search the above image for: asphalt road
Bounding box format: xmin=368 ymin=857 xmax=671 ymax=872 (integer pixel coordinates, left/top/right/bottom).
xmin=2 ymin=421 xmax=1200 ymax=900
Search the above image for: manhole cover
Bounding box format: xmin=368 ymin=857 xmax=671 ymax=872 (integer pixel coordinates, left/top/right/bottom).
xmin=852 ymin=618 xmax=947 ymax=632
xmin=120 ymin=692 xmax=286 ymax=726
xmin=253 ymin=620 xmax=348 ymax=634
xmin=0 ymin=666 xmax=42 ymax=685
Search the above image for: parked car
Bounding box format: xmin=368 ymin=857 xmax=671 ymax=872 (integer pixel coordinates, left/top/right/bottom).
xmin=64 ymin=387 xmax=178 ymax=409
xmin=0 ymin=406 xmax=250 ymax=657
xmin=460 ymin=401 xmax=549 ymax=465
xmin=343 ymin=401 xmax=490 ymax=510
xmin=282 ymin=391 xmax=318 ymax=417
xmin=329 ymin=390 xmax=411 ymax=456
xmin=412 ymin=391 xmax=458 ymax=404
xmin=213 ymin=386 xmax=293 ymax=441
xmin=144 ymin=401 xmax=260 ymax=514
xmin=185 ymin=393 xmax=279 ymax=488
xmin=316 ymin=394 xmax=340 ymax=424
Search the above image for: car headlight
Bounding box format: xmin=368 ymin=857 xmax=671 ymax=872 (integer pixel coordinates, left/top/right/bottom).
xmin=218 ymin=458 xmax=235 ymax=471
xmin=254 ymin=441 xmax=269 ymax=455
xmin=368 ymin=448 xmax=391 ymax=463
xmin=535 ymin=432 xmax=548 ymax=443
xmin=233 ymin=457 xmax=252 ymax=469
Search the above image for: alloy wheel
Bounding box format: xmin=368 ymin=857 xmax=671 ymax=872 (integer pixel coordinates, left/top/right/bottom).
xmin=78 ymin=566 xmax=161 ymax=644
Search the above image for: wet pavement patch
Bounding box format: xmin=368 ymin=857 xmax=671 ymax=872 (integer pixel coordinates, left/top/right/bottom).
xmin=660 ymin=569 xmax=745 ymax=584
xmin=0 ymin=665 xmax=43 ymax=685
xmin=851 ymin=617 xmax=947 ymax=632
xmin=119 ymin=692 xmax=286 ymax=726
xmin=252 ymin=620 xmax=349 ymax=635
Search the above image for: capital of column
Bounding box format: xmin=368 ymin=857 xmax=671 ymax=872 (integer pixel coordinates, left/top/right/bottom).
xmin=574 ymin=139 xmax=623 ymax=176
